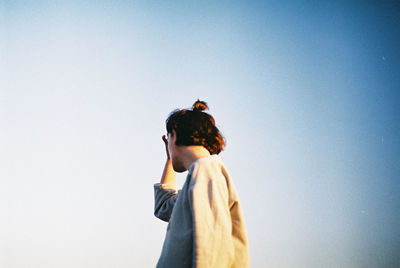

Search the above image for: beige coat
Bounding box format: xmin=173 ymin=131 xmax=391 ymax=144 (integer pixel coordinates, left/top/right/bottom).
xmin=154 ymin=155 xmax=249 ymax=268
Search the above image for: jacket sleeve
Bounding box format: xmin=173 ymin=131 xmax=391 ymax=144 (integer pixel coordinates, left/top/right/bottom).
xmin=154 ymin=183 xmax=179 ymax=222
xmin=188 ymin=170 xmax=235 ymax=268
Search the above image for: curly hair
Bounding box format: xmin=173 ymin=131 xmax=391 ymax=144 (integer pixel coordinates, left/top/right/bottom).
xmin=166 ymin=100 xmax=226 ymax=155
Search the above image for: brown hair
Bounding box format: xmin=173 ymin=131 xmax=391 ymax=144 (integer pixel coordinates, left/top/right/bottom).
xmin=166 ymin=100 xmax=226 ymax=154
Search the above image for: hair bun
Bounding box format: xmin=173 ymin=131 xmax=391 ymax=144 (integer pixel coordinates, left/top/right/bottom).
xmin=192 ymin=99 xmax=209 ymax=112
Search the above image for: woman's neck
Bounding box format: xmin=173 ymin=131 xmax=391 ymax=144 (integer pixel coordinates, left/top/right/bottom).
xmin=180 ymin=146 xmax=211 ymax=170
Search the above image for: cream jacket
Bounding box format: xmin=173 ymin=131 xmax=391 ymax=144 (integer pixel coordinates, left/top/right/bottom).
xmin=154 ymin=155 xmax=249 ymax=268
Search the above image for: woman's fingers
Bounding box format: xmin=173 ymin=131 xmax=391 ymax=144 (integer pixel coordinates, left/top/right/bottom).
xmin=162 ymin=135 xmax=168 ymax=145
xmin=162 ymin=135 xmax=170 ymax=159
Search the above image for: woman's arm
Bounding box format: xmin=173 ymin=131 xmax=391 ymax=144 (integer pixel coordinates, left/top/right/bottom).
xmin=160 ymin=159 xmax=176 ymax=186
xmin=154 ymin=135 xmax=178 ymax=222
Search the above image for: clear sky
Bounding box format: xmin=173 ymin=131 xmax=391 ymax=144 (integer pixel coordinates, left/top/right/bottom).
xmin=1 ymin=1 xmax=399 ymax=267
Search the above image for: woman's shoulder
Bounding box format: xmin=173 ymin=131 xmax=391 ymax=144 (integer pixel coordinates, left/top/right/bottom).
xmin=188 ymin=155 xmax=229 ymax=186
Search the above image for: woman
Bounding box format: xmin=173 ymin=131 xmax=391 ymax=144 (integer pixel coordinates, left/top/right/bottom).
xmin=154 ymin=100 xmax=249 ymax=268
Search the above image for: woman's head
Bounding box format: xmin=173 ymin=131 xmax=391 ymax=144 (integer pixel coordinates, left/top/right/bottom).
xmin=166 ymin=100 xmax=225 ymax=155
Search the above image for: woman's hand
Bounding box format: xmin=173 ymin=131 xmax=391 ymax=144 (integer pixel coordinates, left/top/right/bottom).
xmin=160 ymin=134 xmax=176 ymax=185
xmin=162 ymin=135 xmax=170 ymax=160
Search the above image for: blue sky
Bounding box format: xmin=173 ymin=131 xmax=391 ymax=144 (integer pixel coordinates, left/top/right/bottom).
xmin=1 ymin=1 xmax=399 ymax=267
